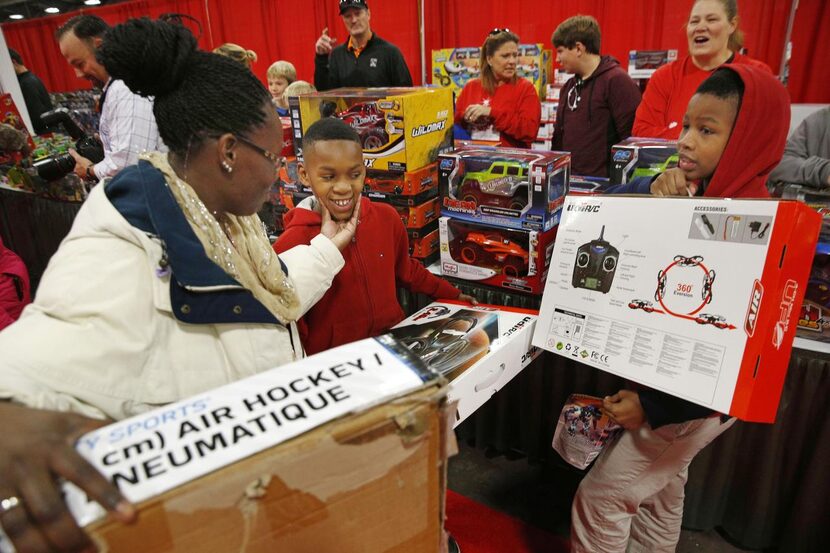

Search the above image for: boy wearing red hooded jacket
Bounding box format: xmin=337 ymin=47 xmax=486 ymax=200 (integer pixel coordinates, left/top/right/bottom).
xmin=275 ymin=118 xmax=474 ymax=355
xmin=572 ymin=65 xmax=791 ymax=553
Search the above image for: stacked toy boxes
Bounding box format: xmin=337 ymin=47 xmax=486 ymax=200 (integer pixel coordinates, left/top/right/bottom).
xmin=533 ymin=70 xmax=572 ymax=151
xmin=432 ymin=44 xmax=553 ymax=100
xmin=289 ymin=87 xmax=454 ymax=265
xmin=438 ymin=145 xmax=569 ymax=294
xmin=780 ymin=187 xmax=830 ymax=344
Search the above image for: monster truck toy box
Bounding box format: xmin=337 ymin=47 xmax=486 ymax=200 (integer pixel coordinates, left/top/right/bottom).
xmin=610 ymin=137 xmax=678 ymax=185
xmin=439 ymin=217 xmax=557 ymax=295
xmin=289 ymin=87 xmax=453 ymax=173
xmin=391 ymin=300 xmax=540 ymax=425
xmin=440 ymin=145 xmax=569 ymax=232
xmin=532 ymin=196 xmax=821 ymax=423
xmin=56 ymin=337 xmax=452 ymax=552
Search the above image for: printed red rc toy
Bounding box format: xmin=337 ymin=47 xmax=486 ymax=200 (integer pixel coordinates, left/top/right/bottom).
xmin=458 ymin=232 xmax=529 ymax=277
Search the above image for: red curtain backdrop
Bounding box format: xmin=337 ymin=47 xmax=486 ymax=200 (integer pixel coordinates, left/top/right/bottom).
xmin=1 ymin=0 xmax=825 ymax=103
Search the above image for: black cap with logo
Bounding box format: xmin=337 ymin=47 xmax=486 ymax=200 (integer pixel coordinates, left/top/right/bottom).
xmin=339 ymin=0 xmax=369 ymax=14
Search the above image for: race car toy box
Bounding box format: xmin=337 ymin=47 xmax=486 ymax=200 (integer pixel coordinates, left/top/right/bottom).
xmin=289 ymin=87 xmax=453 ymax=173
xmin=440 ymin=145 xmax=569 ymax=232
xmin=391 ymin=300 xmax=541 ymax=425
xmin=439 ymin=217 xmax=557 ymax=295
xmin=432 ymin=44 xmax=553 ymax=99
xmin=627 ymin=49 xmax=678 ymax=79
xmin=363 ymin=163 xmax=439 ymax=199
xmin=532 ymin=196 xmax=821 ymax=423
xmin=61 ymin=338 xmax=453 ymax=552
xmin=796 ymin=241 xmax=830 ymax=343
xmin=610 ymin=137 xmax=678 ymax=185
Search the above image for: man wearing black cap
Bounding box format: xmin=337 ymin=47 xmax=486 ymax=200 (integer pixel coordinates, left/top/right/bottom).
xmin=314 ymin=0 xmax=413 ymax=91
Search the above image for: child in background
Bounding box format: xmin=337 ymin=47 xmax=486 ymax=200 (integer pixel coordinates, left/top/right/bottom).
xmin=267 ymin=60 xmax=297 ymax=117
xmin=572 ymin=65 xmax=790 ymax=553
xmin=274 ymin=118 xmax=475 ymax=354
xmin=212 ymin=43 xmax=257 ymax=69
xmin=283 ymin=80 xmax=316 ymax=102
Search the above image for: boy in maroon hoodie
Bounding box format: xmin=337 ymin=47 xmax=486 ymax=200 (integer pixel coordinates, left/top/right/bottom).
xmin=551 ymin=15 xmax=641 ymax=178
xmin=275 ymin=118 xmax=474 ymax=355
xmin=571 ymin=65 xmax=791 ymax=553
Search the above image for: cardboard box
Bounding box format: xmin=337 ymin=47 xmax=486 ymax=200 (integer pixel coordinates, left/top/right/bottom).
xmin=439 ymin=217 xmax=557 ymax=295
xmin=410 ymin=227 xmax=440 ymax=259
xmin=568 ymin=175 xmax=611 ymax=196
xmin=392 ymin=196 xmax=440 ymax=230
xmin=532 ymin=196 xmax=821 ymax=423
xmin=796 ymin=242 xmax=830 ymax=343
xmin=432 ymin=44 xmax=553 ymax=99
xmin=367 ymin=186 xmax=438 ymax=207
xmin=61 ymin=338 xmax=453 ymax=551
xmin=363 ymin=163 xmax=439 ymax=197
xmin=628 ymin=49 xmax=678 ymax=79
xmin=440 ymin=145 xmax=569 ymax=232
xmin=392 ymin=300 xmax=541 ymax=425
xmin=610 ymin=138 xmax=678 ymax=185
xmin=289 ymin=87 xmax=454 ymax=173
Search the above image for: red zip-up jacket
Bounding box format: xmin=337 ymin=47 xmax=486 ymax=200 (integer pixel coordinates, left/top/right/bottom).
xmin=274 ymin=197 xmax=460 ymax=355
xmin=455 ymin=77 xmax=541 ymax=148
xmin=632 ymin=53 xmax=772 ymax=140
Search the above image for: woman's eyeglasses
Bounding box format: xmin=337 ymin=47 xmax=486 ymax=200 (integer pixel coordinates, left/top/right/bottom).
xmin=567 ymin=78 xmax=583 ymax=111
xmin=235 ymin=135 xmax=284 ymax=170
xmin=488 ymin=28 xmax=511 ymax=36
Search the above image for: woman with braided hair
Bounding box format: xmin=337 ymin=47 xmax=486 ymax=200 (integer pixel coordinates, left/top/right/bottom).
xmin=0 ymin=18 xmax=357 ymax=552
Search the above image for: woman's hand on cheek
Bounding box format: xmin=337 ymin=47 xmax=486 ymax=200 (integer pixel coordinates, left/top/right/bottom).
xmin=321 ymin=199 xmax=360 ymax=251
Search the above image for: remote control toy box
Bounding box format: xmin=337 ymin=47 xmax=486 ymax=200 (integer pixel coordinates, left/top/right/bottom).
xmin=533 ymin=196 xmax=820 ymax=423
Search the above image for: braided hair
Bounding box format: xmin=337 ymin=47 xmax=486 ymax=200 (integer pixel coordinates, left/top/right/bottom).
xmin=97 ymin=17 xmax=271 ymax=155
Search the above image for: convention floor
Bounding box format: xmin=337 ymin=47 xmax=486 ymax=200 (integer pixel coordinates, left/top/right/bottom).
xmin=447 ymin=439 xmax=760 ymax=553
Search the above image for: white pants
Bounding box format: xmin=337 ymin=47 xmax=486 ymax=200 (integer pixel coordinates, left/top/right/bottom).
xmin=570 ymin=416 xmax=736 ymax=553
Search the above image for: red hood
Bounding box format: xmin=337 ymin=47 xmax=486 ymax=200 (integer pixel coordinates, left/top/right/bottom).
xmin=704 ymin=64 xmax=790 ymax=199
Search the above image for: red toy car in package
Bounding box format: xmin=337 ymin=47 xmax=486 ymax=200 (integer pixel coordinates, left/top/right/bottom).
xmin=439 ymin=217 xmax=557 ymax=295
xmin=439 ymin=145 xmax=568 ymax=232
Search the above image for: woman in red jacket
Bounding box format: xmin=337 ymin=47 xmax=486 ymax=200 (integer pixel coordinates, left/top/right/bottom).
xmin=632 ymin=0 xmax=771 ymax=140
xmin=454 ymin=29 xmax=541 ymax=148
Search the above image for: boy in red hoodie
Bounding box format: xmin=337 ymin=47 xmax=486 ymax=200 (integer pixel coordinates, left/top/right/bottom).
xmin=572 ymin=65 xmax=790 ymax=553
xmin=275 ymin=118 xmax=474 ymax=355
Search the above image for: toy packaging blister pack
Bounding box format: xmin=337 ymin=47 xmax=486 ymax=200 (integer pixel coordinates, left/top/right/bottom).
xmin=568 ymin=175 xmax=612 ymax=196
xmin=532 ymin=196 xmax=821 ymax=423
xmin=610 ymin=137 xmax=678 ymax=185
xmin=392 ymin=301 xmax=541 ymax=425
xmin=552 ymin=394 xmax=622 ymax=470
xmin=289 ymin=87 xmax=453 ymax=173
xmin=439 ymin=217 xmax=557 ymax=294
xmin=627 ymin=49 xmax=678 ymax=79
xmin=439 ymin=145 xmax=569 ymax=232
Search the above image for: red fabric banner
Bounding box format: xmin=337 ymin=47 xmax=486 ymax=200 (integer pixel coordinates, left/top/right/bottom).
xmin=1 ymin=0 xmax=825 ymax=103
